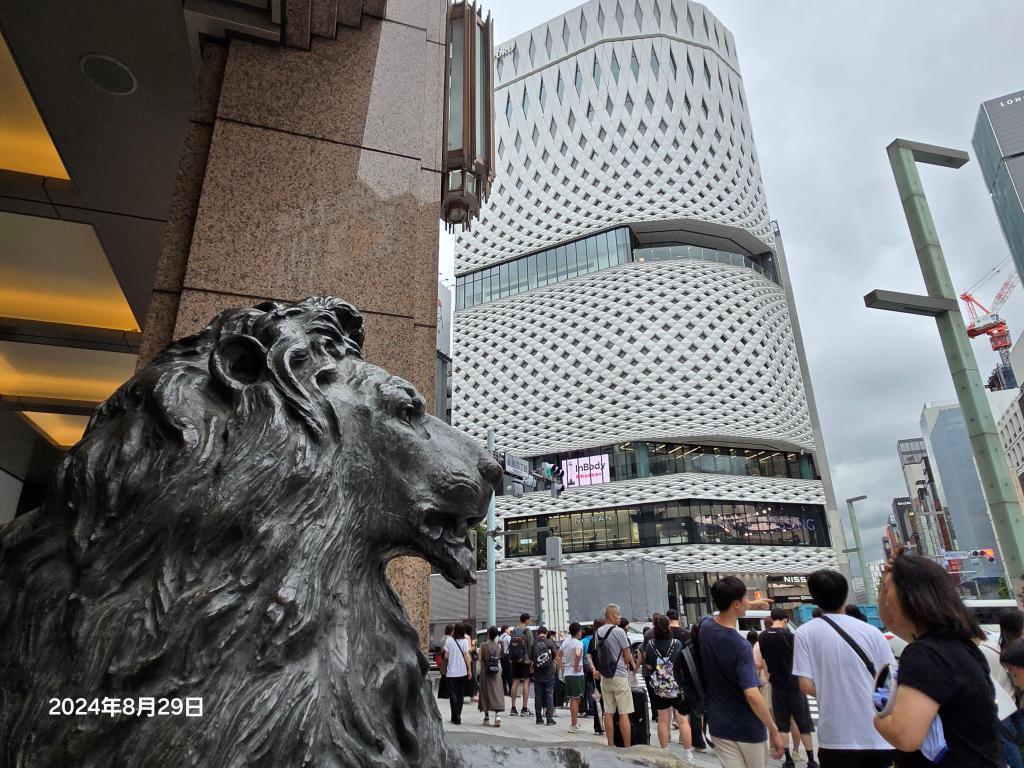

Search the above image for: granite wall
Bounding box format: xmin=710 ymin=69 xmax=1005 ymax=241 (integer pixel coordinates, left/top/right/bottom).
xmin=139 ymin=0 xmax=447 ymax=649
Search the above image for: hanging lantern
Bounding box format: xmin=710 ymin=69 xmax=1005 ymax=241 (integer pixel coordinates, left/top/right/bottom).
xmin=441 ymin=1 xmax=494 ymax=231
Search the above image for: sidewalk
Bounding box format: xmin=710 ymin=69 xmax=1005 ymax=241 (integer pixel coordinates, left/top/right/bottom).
xmin=431 ymin=675 xmax=813 ymax=767
xmin=432 ymin=675 xmax=715 ymax=766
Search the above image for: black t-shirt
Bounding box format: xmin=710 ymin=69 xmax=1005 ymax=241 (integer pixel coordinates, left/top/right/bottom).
xmin=671 ymin=625 xmax=691 ymax=644
xmin=758 ymin=627 xmax=796 ymax=690
xmin=530 ymin=638 xmax=557 ymax=680
xmin=894 ymin=635 xmax=1000 ymax=768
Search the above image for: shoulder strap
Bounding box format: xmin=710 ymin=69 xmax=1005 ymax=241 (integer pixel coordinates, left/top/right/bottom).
xmin=820 ymin=615 xmax=876 ymax=677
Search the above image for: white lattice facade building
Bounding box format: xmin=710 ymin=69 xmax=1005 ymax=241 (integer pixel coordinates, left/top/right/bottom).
xmin=452 ymin=0 xmax=841 ymax=597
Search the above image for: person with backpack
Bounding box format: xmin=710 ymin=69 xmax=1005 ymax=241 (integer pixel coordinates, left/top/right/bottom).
xmin=643 ymin=614 xmax=695 ymax=763
xmin=594 ymin=603 xmax=639 ymax=747
xmin=477 ymin=625 xmax=505 ymax=727
xmin=792 ymin=569 xmax=897 ymax=767
xmin=530 ymin=626 xmax=558 ymax=725
xmin=698 ymin=577 xmax=785 ymax=767
xmin=508 ymin=613 xmax=534 ymax=717
xmin=759 ymin=609 xmax=818 ymax=768
xmin=557 ymin=622 xmax=586 ymax=733
xmin=666 ymin=609 xmax=706 ymax=753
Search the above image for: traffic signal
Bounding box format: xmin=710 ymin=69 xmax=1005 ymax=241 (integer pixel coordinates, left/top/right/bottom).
xmin=969 ymin=548 xmax=997 ymax=563
xmin=540 ymin=462 xmax=564 ymax=498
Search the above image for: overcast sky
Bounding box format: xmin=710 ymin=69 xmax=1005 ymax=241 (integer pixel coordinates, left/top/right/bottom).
xmin=440 ymin=1 xmax=1024 ymax=566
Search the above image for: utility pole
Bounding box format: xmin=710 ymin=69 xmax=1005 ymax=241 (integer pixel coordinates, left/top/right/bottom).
xmin=486 ymin=428 xmax=497 ymax=628
xmin=865 ymin=139 xmax=1024 ymax=586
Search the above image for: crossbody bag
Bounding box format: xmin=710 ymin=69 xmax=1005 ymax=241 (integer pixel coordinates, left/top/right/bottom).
xmin=820 ymin=615 xmax=876 ymax=677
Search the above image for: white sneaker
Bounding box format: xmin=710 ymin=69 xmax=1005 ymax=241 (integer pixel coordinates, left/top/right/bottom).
xmin=568 ymin=724 xmax=583 ymax=733
xmin=682 ymin=748 xmax=695 ymax=765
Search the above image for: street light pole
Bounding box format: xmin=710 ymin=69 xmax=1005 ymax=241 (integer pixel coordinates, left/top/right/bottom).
xmin=865 ymin=139 xmax=1024 ymax=587
xmin=846 ymin=495 xmax=875 ymax=603
xmin=486 ymin=428 xmax=497 ymax=628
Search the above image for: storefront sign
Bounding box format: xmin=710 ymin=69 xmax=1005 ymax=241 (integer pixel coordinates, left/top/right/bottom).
xmin=503 ymin=452 xmax=530 ymax=480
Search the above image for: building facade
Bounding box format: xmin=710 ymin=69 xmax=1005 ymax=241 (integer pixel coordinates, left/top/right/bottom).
xmin=0 ymin=0 xmax=448 ymax=645
xmin=974 ymin=89 xmax=1024 ymax=283
xmin=895 ymin=437 xmax=950 ymax=557
xmin=451 ymin=0 xmax=846 ymax=622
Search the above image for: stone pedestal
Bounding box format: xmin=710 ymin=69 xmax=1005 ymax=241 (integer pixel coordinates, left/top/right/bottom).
xmin=139 ymin=0 xmax=446 ymax=649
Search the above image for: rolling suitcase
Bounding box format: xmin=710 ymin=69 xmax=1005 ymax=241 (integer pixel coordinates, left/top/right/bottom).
xmin=612 ymin=688 xmax=650 ymax=747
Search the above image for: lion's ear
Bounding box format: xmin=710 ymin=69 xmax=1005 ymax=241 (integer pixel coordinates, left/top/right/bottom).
xmin=210 ymin=334 xmax=269 ymax=391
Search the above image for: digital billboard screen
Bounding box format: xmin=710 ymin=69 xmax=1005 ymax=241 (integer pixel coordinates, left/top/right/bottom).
xmin=561 ymin=454 xmax=610 ymax=487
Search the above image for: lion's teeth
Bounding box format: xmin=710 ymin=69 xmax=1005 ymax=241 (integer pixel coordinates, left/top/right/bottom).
xmin=419 ymin=523 xmax=443 ymax=540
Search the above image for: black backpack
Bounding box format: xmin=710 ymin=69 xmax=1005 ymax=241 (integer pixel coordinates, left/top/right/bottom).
xmin=509 ymin=627 xmax=528 ymax=663
xmin=533 ymin=640 xmax=553 ymax=671
xmin=485 ymin=642 xmax=501 ymax=674
xmin=593 ymin=625 xmax=621 ymax=678
xmin=675 ymin=620 xmax=708 ymax=716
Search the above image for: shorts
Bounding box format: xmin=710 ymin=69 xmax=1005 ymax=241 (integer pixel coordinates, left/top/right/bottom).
xmin=600 ymin=675 xmax=635 ymax=715
xmin=511 ymin=661 xmax=531 ymax=680
xmin=565 ymin=675 xmax=585 ymax=699
xmin=771 ymin=686 xmax=814 ymax=734
xmin=650 ymin=692 xmax=690 ymax=716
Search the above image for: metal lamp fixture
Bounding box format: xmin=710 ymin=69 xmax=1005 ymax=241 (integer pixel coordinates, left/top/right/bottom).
xmin=441 ymin=0 xmax=494 ymax=231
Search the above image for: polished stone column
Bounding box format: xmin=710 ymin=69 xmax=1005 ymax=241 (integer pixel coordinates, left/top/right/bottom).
xmin=139 ymin=0 xmax=447 ymax=648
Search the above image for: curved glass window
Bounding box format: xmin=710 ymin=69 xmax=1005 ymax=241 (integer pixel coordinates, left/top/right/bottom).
xmin=456 ymin=227 xmax=634 ymax=309
xmin=633 ymin=244 xmax=779 ymax=284
xmin=534 ymin=442 xmax=819 ymax=487
xmin=503 ymin=500 xmax=830 ymax=558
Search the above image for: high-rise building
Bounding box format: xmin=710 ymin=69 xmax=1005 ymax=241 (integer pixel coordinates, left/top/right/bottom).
xmin=921 ymin=401 xmax=1011 ymax=593
xmin=889 ymin=497 xmax=913 ymax=549
xmin=451 ymin=0 xmax=847 ymax=621
xmin=973 ymin=89 xmax=1024 ymax=282
xmin=895 ymin=438 xmax=951 ymax=556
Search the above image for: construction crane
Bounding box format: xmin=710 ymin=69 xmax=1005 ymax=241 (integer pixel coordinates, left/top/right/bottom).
xmin=960 ymin=268 xmax=1018 ymax=388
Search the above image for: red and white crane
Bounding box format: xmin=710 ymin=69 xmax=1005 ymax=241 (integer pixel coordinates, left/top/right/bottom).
xmin=960 ymin=270 xmax=1018 ymax=371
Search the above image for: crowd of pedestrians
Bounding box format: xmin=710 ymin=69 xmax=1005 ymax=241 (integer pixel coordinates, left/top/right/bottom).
xmin=437 ymin=551 xmax=1023 ymax=768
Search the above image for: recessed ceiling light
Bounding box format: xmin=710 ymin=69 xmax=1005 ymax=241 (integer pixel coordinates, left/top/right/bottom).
xmin=79 ymin=53 xmax=136 ymax=96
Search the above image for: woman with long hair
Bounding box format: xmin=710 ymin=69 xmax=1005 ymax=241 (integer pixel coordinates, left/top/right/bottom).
xmin=477 ymin=626 xmax=505 ymax=727
xmin=643 ymin=615 xmax=694 ymax=761
xmin=874 ymin=548 xmax=1000 ymax=766
xmin=443 ymin=623 xmax=472 ymax=725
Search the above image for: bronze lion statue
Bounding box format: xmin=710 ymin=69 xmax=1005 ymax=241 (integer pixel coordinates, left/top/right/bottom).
xmin=0 ymin=297 xmax=501 ymax=768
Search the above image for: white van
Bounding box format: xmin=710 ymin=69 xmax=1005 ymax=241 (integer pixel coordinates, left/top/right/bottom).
xmin=884 ymin=597 xmax=1014 ymax=658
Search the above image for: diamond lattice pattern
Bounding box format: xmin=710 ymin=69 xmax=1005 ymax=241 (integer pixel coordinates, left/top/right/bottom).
xmin=453 ymin=260 xmax=815 ymax=457
xmin=458 ymin=0 xmax=768 ymax=274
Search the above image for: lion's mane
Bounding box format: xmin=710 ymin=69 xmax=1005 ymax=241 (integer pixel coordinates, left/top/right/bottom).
xmin=0 ymin=298 xmax=458 ymax=768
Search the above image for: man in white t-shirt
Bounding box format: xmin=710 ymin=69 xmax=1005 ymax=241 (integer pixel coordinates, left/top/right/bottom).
xmin=499 ymin=625 xmax=513 ymax=695
xmin=557 ymin=622 xmax=586 ymax=733
xmin=792 ymin=570 xmax=896 ymax=768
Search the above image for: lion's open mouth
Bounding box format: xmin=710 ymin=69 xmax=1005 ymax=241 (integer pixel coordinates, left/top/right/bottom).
xmin=417 ymin=506 xmax=487 ymax=587
xmin=419 ymin=509 xmax=485 ymax=547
